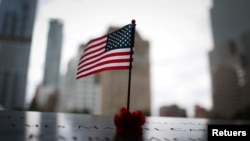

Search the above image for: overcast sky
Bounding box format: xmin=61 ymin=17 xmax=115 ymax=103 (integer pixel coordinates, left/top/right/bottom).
xmin=27 ymin=0 xmax=214 ymax=117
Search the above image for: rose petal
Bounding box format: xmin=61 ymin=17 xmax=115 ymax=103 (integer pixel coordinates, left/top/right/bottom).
xmin=114 ymin=107 xmax=146 ymax=135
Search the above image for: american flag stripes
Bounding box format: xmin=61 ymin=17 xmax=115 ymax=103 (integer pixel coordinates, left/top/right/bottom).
xmin=76 ymin=24 xmax=135 ymax=79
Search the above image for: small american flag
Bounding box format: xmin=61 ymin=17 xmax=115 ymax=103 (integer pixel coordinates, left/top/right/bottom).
xmin=76 ymin=24 xmax=135 ymax=79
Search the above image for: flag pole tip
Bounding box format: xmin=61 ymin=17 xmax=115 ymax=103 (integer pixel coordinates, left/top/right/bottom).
xmin=132 ymin=19 xmax=136 ymax=24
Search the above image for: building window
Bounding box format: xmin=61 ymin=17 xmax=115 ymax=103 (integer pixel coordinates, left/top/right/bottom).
xmin=11 ymin=73 xmax=19 ymax=106
xmin=2 ymin=11 xmax=17 ymax=37
xmin=240 ymin=55 xmax=247 ymax=68
xmin=21 ymin=3 xmax=29 ymax=36
xmin=2 ymin=12 xmax=8 ymax=35
xmin=0 ymin=71 xmax=9 ymax=107
xmin=229 ymin=42 xmax=236 ymax=54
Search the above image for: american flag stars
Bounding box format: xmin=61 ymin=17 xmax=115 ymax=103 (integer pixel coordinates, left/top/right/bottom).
xmin=106 ymin=24 xmax=132 ymax=52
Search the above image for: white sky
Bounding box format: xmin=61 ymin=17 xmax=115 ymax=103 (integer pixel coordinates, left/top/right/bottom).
xmin=27 ymin=0 xmax=214 ymax=117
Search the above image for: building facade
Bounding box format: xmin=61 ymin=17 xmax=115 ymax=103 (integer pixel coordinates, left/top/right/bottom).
xmin=98 ymin=27 xmax=151 ymax=115
xmin=159 ymin=105 xmax=186 ymax=117
xmin=0 ymin=0 xmax=37 ymax=110
xmin=194 ymin=105 xmax=209 ymax=118
xmin=43 ymin=19 xmax=63 ymax=90
xmin=210 ymin=0 xmax=250 ymax=52
xmin=209 ymin=0 xmax=250 ymax=118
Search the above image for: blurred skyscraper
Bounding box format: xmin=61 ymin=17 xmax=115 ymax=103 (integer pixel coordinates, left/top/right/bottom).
xmin=32 ymin=19 xmax=63 ymax=111
xmin=97 ymin=27 xmax=151 ymax=115
xmin=0 ymin=0 xmax=37 ymax=110
xmin=209 ymin=0 xmax=250 ymax=118
xmin=43 ymin=19 xmax=63 ymax=90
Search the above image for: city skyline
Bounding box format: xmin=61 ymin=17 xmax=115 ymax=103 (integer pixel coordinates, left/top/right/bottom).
xmin=27 ymin=0 xmax=213 ymax=116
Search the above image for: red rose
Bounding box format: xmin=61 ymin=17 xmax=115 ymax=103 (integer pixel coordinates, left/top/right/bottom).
xmin=114 ymin=107 xmax=146 ymax=136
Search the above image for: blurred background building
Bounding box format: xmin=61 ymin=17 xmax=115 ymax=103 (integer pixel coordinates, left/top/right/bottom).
xmin=194 ymin=105 xmax=209 ymax=118
xmin=209 ymin=0 xmax=250 ymax=119
xmin=43 ymin=19 xmax=63 ymax=90
xmin=0 ymin=0 xmax=37 ymax=110
xmin=29 ymin=18 xmax=63 ymax=112
xmin=159 ymin=105 xmax=186 ymax=117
